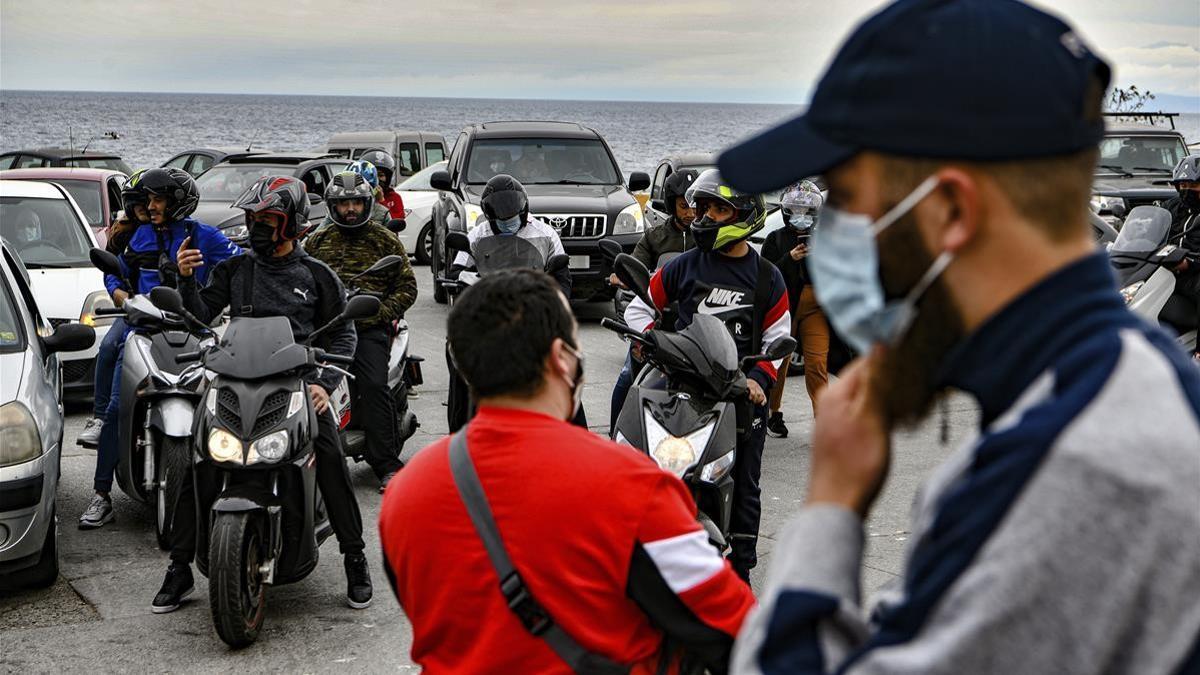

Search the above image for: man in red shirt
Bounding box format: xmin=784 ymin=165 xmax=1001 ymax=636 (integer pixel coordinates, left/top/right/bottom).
xmin=360 ymin=149 xmax=406 ymax=221
xmin=379 ymin=269 xmax=755 ymax=674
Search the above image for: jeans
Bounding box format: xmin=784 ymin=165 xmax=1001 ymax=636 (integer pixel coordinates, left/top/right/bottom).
xmin=94 ymin=324 xmax=131 ymax=493
xmin=351 ymin=325 xmax=402 ymax=478
xmin=92 ymin=318 xmax=127 ymax=418
xmin=609 ymin=350 xmax=645 ymax=432
xmin=729 ymin=404 xmax=767 ymax=575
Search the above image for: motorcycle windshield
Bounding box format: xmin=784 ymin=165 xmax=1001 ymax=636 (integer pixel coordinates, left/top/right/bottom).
xmin=1112 ymin=206 xmax=1172 ymax=254
xmin=472 ymin=235 xmax=545 ymax=275
xmin=205 ymin=316 xmax=309 ymax=379
xmin=654 ymin=314 xmax=741 ymax=394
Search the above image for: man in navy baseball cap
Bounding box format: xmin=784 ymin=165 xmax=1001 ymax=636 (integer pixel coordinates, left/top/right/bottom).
xmin=727 ymin=1 xmax=1200 ymax=673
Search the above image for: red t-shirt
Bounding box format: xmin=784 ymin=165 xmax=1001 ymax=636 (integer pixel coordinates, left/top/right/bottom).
xmin=378 ymin=187 xmax=405 ymax=220
xmin=379 ymin=407 xmax=754 ymax=674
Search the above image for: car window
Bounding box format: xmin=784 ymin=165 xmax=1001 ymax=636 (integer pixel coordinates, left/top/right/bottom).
xmin=0 ymin=155 xmax=16 ymax=170
xmin=106 ymin=177 xmax=124 ymax=222
xmin=650 ymin=163 xmax=670 ymax=203
xmin=425 ymin=143 xmax=445 ymax=166
xmin=0 ymin=272 xmax=26 ymax=353
xmin=3 ymin=246 xmax=46 ymax=334
xmin=189 ymin=154 xmax=214 ymax=176
xmin=1097 ymin=135 xmax=1189 ymax=175
xmin=397 ymin=143 xmax=420 ymax=177
xmin=465 ymin=138 xmax=621 ymax=186
xmin=66 ymin=158 xmax=130 ymax=172
xmin=397 ymin=161 xmax=449 ymax=191
xmin=52 ymin=179 xmax=105 ymax=227
xmin=165 ymin=154 xmax=191 ymax=170
xmin=0 ymin=195 xmax=94 ymax=266
xmin=301 ymin=167 xmax=327 ymax=196
xmin=14 ymin=155 xmax=48 ymax=169
xmin=195 ymin=164 xmax=287 ymax=200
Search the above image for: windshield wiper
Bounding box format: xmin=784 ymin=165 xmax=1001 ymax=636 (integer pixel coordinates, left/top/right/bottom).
xmin=535 ymin=179 xmax=605 ymax=185
xmin=22 ymin=261 xmax=73 ymax=269
xmin=1131 ymin=166 xmax=1171 ymax=174
xmin=1097 ymin=164 xmax=1133 ymax=177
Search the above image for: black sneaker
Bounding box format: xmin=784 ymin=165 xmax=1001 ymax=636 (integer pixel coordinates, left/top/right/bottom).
xmin=378 ymin=469 xmax=400 ymax=494
xmin=152 ymin=562 xmax=194 ymax=614
xmin=767 ymin=412 xmax=788 ymax=438
xmin=344 ymin=553 xmax=373 ymax=609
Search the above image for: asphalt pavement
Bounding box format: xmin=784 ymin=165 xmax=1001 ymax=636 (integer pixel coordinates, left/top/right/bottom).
xmin=0 ymin=270 xmax=982 ymax=673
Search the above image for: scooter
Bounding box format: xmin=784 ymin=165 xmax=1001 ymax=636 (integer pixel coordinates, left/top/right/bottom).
xmin=436 ymin=231 xmax=570 ymax=297
xmin=326 ymin=255 xmax=423 ymax=463
xmin=89 ymin=249 xmax=213 ymax=550
xmin=149 ymin=286 xmax=379 ymax=648
xmin=598 ymin=238 xmax=682 ymax=327
xmin=601 ymin=253 xmax=795 ymax=551
xmin=1109 ymin=205 xmax=1198 ymax=352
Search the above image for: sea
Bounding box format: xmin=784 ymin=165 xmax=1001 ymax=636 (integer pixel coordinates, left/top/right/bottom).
xmin=1 ymin=90 xmax=1198 ymax=177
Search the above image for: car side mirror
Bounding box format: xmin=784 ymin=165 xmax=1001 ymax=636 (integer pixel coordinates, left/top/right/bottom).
xmin=149 ymin=286 xmax=186 ymax=315
xmin=628 ymin=171 xmax=651 ymax=192
xmin=308 ymin=193 xmax=323 ymax=205
xmin=445 ymin=231 xmax=470 ymax=253
xmin=42 ymin=322 xmax=95 ymax=356
xmin=614 ymin=253 xmax=656 ymax=316
xmin=89 ymin=248 xmax=122 ymax=277
xmin=429 ymin=170 xmax=453 ymax=192
xmin=597 ymin=239 xmax=623 ymax=263
xmin=386 ymin=218 xmax=406 ymax=233
xmin=545 ymin=254 xmax=570 ymax=275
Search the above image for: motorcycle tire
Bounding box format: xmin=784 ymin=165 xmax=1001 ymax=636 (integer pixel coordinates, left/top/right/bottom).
xmin=209 ymin=512 xmax=268 ymax=649
xmin=154 ymin=435 xmax=189 ymax=551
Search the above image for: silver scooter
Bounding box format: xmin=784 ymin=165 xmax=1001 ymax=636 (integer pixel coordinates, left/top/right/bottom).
xmin=1109 ymin=205 xmax=1198 ymax=352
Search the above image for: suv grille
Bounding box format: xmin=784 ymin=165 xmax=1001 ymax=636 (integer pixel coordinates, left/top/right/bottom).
xmin=535 ymin=214 xmax=606 ymax=239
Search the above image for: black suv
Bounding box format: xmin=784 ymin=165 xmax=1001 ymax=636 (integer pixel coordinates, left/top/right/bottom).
xmin=191 ymin=152 xmax=350 ymax=243
xmin=1092 ymin=113 xmax=1190 ymax=226
xmin=428 ymin=121 xmax=650 ymax=302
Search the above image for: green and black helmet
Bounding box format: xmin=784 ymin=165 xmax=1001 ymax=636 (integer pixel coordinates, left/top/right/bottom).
xmin=120 ymin=169 xmax=150 ymax=213
xmin=686 ymin=169 xmax=767 ymax=251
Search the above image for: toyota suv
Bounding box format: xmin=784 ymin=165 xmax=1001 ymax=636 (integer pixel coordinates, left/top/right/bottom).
xmin=427 ymin=121 xmax=650 ymax=302
xmin=1091 ymin=113 xmax=1190 ymax=226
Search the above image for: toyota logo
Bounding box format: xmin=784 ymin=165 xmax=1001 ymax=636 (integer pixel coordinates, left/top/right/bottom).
xmin=548 ymin=217 xmax=568 ymax=230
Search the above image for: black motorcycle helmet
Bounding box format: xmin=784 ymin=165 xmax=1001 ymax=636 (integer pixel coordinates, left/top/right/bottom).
xmin=686 ymin=169 xmax=767 ymax=251
xmin=119 ymin=169 xmax=151 ymax=219
xmin=480 ymin=174 xmax=529 ymax=229
xmin=360 ymin=148 xmax=398 ymax=188
xmin=139 ymin=167 xmax=200 ymax=223
xmin=662 ymin=169 xmax=699 ymax=221
xmin=232 ymin=175 xmax=311 ymax=240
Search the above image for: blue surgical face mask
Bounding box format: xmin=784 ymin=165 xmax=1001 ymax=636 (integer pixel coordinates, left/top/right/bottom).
xmin=808 ymin=176 xmax=952 ymax=354
xmin=496 ymin=215 xmax=522 ymax=234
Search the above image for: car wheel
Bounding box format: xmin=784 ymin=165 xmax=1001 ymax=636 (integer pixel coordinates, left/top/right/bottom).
xmin=432 ymin=227 xmax=448 ymax=305
xmin=415 ymin=223 xmax=433 ymax=266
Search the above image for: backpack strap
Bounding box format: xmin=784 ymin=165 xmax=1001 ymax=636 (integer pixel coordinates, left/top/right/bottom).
xmin=239 ymin=254 xmax=256 ymax=315
xmin=448 ymin=431 xmax=628 ymax=675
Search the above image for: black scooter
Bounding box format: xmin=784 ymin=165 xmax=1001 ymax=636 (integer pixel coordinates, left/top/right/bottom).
xmin=602 ymin=254 xmax=794 ymax=551
xmin=149 ymin=286 xmax=379 ymax=648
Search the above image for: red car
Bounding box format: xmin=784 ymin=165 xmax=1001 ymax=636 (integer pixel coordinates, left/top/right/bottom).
xmin=0 ymin=167 xmax=128 ymax=247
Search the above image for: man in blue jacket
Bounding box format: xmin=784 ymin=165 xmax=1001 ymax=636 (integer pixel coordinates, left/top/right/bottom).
xmin=79 ymin=167 xmax=240 ymax=530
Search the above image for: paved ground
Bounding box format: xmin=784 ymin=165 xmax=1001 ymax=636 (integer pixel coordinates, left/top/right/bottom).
xmin=0 ymin=270 xmax=981 ymax=673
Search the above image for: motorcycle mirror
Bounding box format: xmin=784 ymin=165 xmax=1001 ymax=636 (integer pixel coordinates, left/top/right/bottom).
xmin=597 ymin=239 xmax=622 ymax=263
xmin=386 ymin=218 xmax=406 ymax=233
xmin=614 ymin=253 xmax=656 ymax=316
xmin=545 ymin=254 xmax=570 ymax=276
xmin=740 ymin=336 xmax=797 ymax=369
xmin=445 ymin=231 xmax=470 ymax=253
xmin=359 ymin=254 xmax=405 ymax=277
xmin=343 ymin=294 xmax=381 ymax=321
xmin=149 ymin=286 xmax=187 ymax=315
xmin=89 ymin=248 xmax=122 ymax=277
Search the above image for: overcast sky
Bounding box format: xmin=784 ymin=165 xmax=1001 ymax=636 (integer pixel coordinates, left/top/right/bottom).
xmin=1 ymin=0 xmax=1197 ymax=105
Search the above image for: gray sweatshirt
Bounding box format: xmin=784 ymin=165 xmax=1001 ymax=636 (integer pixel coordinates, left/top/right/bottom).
xmin=733 ymin=254 xmax=1200 ymax=674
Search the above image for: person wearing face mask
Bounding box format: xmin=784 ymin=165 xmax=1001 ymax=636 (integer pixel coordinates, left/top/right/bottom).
xmin=306 ymin=171 xmax=417 ymax=492
xmin=717 ymin=1 xmax=1200 ymax=672
xmin=380 ymin=268 xmax=756 ymax=674
xmin=79 ymin=167 xmax=240 ymax=531
xmin=624 ymin=169 xmax=792 ymax=583
xmin=1163 ymin=154 xmax=1200 ymax=362
xmin=159 ymin=175 xmax=373 ymax=613
xmin=760 ymin=180 xmax=830 ymax=438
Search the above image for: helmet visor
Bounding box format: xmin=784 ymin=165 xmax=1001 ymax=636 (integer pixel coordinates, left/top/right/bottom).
xmin=484 ymin=190 xmax=526 ymax=220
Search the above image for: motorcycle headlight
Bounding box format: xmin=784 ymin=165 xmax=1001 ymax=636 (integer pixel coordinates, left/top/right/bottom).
xmin=247 ymin=430 xmax=289 ymax=464
xmin=208 ymin=428 xmax=243 ymax=463
xmin=80 ymin=290 xmax=116 ymax=327
xmin=643 ymin=407 xmax=717 ymax=478
xmin=699 ymin=450 xmax=735 ymax=483
xmin=613 ymin=202 xmax=645 ymax=235
xmin=0 ymin=402 xmax=43 ymax=468
xmin=1120 ymin=281 xmax=1145 ymax=306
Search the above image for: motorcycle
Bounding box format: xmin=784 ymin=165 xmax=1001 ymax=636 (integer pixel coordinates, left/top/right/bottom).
xmin=598 ymin=238 xmax=682 ymax=327
xmin=148 ymin=286 xmax=379 ymax=648
xmin=89 ymin=249 xmax=212 ymax=549
xmin=326 ymin=254 xmax=423 ymax=463
xmin=436 ymin=231 xmax=570 ymax=298
xmin=601 ymin=253 xmax=795 ymax=551
xmin=1109 ymin=205 xmax=1198 ymax=352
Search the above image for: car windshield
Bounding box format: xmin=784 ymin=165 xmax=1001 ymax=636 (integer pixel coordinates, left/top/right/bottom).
xmin=53 ymin=179 xmax=104 ymax=227
xmin=0 ymin=275 xmax=24 ymax=353
xmin=196 ymin=164 xmax=287 ymax=201
xmin=65 ymin=157 xmax=133 ymax=173
xmin=466 ymin=139 xmax=620 ymax=185
xmin=397 ymin=161 xmax=448 ymax=191
xmin=0 ymin=196 xmax=93 ymax=266
xmin=1097 ymin=135 xmax=1188 ymax=175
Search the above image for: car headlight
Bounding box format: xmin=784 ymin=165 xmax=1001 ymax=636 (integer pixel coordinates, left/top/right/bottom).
xmin=0 ymin=402 xmax=43 ymax=468
xmin=80 ymin=290 xmax=116 ymax=327
xmin=465 ymin=204 xmax=488 ymax=231
xmin=699 ymin=450 xmax=735 ymax=483
xmin=1120 ymin=281 xmax=1145 ymax=305
xmin=1089 ymin=195 xmax=1125 ymax=214
xmin=613 ymin=202 xmax=645 ymax=235
xmin=643 ymin=407 xmax=717 ymax=477
xmin=222 ymin=221 xmax=249 ymax=240
xmin=247 ymin=430 xmax=289 ymax=464
xmin=208 ymin=428 xmax=243 ymax=463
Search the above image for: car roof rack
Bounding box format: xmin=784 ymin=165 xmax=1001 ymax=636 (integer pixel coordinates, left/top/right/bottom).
xmin=1102 ymin=112 xmax=1178 ymax=130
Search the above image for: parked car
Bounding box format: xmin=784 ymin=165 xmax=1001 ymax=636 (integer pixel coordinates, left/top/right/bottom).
xmin=324 ymin=131 xmax=449 ymax=178
xmin=1091 ymin=114 xmax=1190 ymax=225
xmin=395 ymin=160 xmax=447 ymax=264
xmin=0 ymin=239 xmax=96 ymax=591
xmin=644 ymin=154 xmax=717 ymax=230
xmin=192 ymin=152 xmax=349 ymax=242
xmin=427 ymin=121 xmax=650 ymax=303
xmin=0 ymin=179 xmax=117 ymax=395
xmin=0 ymin=148 xmax=132 ymax=174
xmin=0 ymin=168 xmax=128 ymax=246
xmin=160 ymin=147 xmax=271 ymax=178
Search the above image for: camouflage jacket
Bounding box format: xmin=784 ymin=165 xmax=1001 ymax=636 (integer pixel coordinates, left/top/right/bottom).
xmin=303 ymin=221 xmax=417 ymax=329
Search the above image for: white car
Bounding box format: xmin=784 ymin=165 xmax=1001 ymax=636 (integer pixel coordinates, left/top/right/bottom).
xmin=0 ymin=179 xmax=116 ymax=396
xmin=395 ymin=161 xmax=447 ymax=265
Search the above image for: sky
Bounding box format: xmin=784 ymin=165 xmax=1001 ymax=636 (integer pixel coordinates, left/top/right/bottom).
xmin=1 ymin=0 xmax=1197 ymax=106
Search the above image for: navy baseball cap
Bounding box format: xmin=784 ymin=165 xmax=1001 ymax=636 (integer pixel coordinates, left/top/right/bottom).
xmin=719 ymin=0 xmax=1112 ymax=194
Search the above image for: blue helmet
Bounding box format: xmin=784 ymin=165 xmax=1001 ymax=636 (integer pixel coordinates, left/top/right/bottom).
xmin=347 ymin=160 xmax=379 ymax=190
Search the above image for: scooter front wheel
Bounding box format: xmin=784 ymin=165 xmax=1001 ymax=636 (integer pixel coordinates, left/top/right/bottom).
xmin=209 ymin=512 xmax=267 ymax=648
xmin=154 ymin=435 xmax=189 ymax=550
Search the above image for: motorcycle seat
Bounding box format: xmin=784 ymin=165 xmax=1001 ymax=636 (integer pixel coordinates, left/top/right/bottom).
xmin=1161 ymin=293 xmax=1198 ymax=333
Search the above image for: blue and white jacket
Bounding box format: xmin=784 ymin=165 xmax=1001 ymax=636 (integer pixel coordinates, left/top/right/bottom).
xmin=104 ymin=217 xmax=240 ymax=296
xmin=733 ymin=253 xmax=1200 ymax=674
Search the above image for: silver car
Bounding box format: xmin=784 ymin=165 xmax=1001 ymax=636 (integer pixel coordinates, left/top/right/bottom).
xmin=0 ymin=239 xmax=95 ymax=591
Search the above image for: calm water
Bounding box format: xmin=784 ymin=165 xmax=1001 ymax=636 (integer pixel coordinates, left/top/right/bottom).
xmin=1 ymin=90 xmax=1196 ymax=176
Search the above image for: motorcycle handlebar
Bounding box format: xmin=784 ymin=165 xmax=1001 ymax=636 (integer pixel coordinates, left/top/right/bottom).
xmin=600 ymin=318 xmax=647 ymax=343
xmin=315 ymin=349 xmax=355 ymax=366
xmin=94 ymin=306 xmax=126 ymax=316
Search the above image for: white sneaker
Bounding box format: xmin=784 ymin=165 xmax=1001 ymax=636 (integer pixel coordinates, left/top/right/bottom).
xmin=77 ymin=417 xmax=104 ymax=448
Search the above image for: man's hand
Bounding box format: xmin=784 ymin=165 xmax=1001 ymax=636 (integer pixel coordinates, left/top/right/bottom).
xmin=112 ymin=288 xmax=129 ymax=308
xmin=789 ymin=243 xmax=809 ymax=261
xmin=309 ymin=384 xmax=331 ymax=414
xmin=746 ymin=377 xmax=767 ymax=405
xmin=176 ymin=237 xmax=203 ymax=278
xmin=1175 ymin=258 xmax=1190 ymax=273
xmin=806 ymin=349 xmax=890 ymax=519
xmin=607 ymin=273 xmax=627 ymax=289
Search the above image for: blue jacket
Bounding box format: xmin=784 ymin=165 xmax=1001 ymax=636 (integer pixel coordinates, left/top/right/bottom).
xmin=104 ymin=218 xmax=241 ymax=295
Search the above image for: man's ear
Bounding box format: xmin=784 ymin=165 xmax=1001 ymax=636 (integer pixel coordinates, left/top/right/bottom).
xmin=925 ymin=168 xmax=979 ymax=255
xmin=548 ymin=338 xmax=571 ymax=380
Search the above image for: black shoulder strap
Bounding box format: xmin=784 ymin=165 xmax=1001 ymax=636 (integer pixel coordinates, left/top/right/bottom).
xmin=448 ymin=431 xmax=629 ymax=675
xmin=749 ymin=254 xmax=773 ymax=362
xmin=239 ymin=254 xmax=256 ymax=315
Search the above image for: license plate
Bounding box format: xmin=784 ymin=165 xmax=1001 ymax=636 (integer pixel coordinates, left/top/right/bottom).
xmin=569 ymin=255 xmax=590 ymax=270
